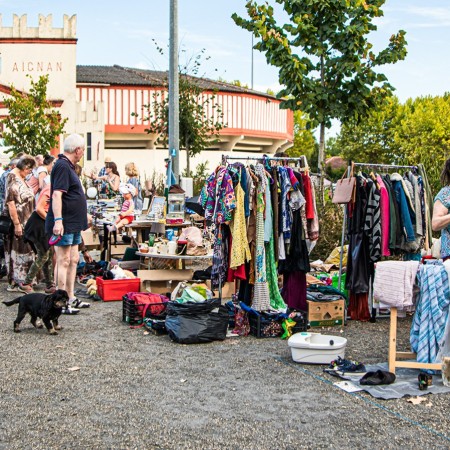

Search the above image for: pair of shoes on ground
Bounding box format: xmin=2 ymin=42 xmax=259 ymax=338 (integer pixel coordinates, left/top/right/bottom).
xmin=61 ymin=297 xmax=91 ymax=315
xmin=327 ymin=356 xmax=366 ymax=373
xmin=18 ymin=283 xmax=56 ymax=295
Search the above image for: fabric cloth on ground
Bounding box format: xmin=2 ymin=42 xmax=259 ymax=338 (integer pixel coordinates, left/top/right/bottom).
xmin=327 ymin=362 xmax=450 ymax=399
xmin=410 ymin=263 xmax=450 ymax=364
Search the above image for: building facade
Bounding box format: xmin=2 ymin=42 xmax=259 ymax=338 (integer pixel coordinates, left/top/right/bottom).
xmin=0 ymin=14 xmax=293 ymax=177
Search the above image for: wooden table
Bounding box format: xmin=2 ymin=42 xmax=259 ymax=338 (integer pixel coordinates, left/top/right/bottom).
xmin=136 ymin=251 xmax=213 ymax=270
xmin=126 ymin=221 xmax=192 ymax=243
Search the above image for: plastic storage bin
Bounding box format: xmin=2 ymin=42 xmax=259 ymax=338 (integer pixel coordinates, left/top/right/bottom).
xmin=97 ymin=277 xmax=141 ymax=302
xmin=288 ymin=332 xmax=347 ymax=364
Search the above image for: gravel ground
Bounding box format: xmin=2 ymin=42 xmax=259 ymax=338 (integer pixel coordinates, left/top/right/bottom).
xmin=1 ymin=280 xmax=450 ymax=449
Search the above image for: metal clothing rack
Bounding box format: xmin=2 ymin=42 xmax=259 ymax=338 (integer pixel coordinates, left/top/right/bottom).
xmin=337 ymin=161 xmax=418 ymax=299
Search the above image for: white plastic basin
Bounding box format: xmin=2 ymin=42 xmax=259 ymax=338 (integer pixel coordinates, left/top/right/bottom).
xmin=288 ymin=332 xmax=347 ymax=364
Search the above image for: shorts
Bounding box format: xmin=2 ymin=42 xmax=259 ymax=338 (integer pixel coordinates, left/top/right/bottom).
xmin=119 ymin=215 xmax=134 ymax=224
xmin=55 ymin=232 xmax=82 ymax=247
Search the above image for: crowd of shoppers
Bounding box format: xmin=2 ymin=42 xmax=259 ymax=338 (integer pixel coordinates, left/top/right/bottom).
xmin=0 ymin=133 xmax=145 ymax=314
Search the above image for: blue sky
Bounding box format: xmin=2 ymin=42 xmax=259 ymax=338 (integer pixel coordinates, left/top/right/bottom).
xmin=2 ymin=0 xmax=449 ymax=103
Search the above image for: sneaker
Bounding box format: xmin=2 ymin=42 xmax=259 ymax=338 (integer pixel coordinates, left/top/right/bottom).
xmin=18 ymin=283 xmax=35 ymax=294
xmin=70 ymin=298 xmax=90 ymax=308
xmin=6 ymin=283 xmax=19 ymax=292
xmin=61 ymin=306 xmax=80 ymax=315
xmin=44 ymin=284 xmax=56 ymax=294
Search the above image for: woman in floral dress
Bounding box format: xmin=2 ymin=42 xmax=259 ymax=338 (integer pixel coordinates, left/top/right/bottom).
xmin=3 ymin=155 xmax=36 ymax=291
xmin=433 ymin=157 xmax=450 ymax=260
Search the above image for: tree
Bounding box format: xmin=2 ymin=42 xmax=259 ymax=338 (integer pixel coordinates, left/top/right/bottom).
xmin=326 ymin=94 xmax=450 ymax=193
xmin=2 ymin=75 xmax=67 ymax=156
xmin=337 ymin=95 xmax=401 ymax=163
xmin=287 ymin=110 xmax=318 ymax=170
xmin=232 ymin=0 xmax=407 ymax=176
xmin=135 ymin=47 xmax=225 ymax=175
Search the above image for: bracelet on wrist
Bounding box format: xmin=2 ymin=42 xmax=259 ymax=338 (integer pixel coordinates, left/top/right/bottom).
xmin=54 ymin=217 xmax=63 ymax=222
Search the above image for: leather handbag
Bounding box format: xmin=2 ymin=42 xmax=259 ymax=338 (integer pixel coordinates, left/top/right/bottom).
xmin=332 ymin=164 xmax=356 ymax=204
xmin=0 ymin=214 xmax=12 ymax=235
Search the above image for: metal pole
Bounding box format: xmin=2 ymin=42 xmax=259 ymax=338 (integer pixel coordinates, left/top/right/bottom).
xmin=169 ymin=0 xmax=180 ymax=182
xmin=251 ymin=34 xmax=254 ymax=90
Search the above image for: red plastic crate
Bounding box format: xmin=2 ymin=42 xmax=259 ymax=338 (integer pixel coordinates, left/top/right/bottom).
xmin=96 ymin=277 xmax=141 ymax=302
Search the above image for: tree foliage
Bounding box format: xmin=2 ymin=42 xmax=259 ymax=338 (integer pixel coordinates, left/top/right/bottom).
xmin=232 ymin=0 xmax=407 ymax=172
xmin=331 ymin=94 xmax=450 ymax=194
xmin=2 ymin=75 xmax=67 ymax=156
xmin=287 ymin=110 xmax=318 ymax=170
xmin=134 ymin=47 xmax=225 ymax=173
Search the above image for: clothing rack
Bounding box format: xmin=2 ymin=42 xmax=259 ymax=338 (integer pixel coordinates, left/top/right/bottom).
xmin=221 ymin=154 xmax=325 ymax=176
xmin=337 ymin=161 xmax=418 ymax=303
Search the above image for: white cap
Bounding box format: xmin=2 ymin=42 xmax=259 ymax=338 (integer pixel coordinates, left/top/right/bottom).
xmin=119 ymin=183 xmax=137 ymax=196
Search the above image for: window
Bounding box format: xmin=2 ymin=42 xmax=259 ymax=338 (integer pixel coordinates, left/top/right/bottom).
xmin=86 ymin=132 xmax=92 ymax=161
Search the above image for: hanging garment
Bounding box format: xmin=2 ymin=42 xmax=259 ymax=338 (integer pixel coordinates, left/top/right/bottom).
xmin=252 ymin=164 xmax=271 ymax=311
xmin=376 ymin=175 xmax=391 ymax=257
xmin=229 ymin=182 xmax=251 ymax=269
xmin=390 ymin=173 xmax=416 ymax=243
xmin=263 ymin=173 xmax=273 ymax=243
xmin=282 ymin=271 xmax=307 ymax=311
xmin=364 ymin=178 xmax=381 ymax=262
xmin=211 ymin=224 xmax=230 ymax=290
xmin=265 ymin=235 xmax=286 ymax=310
xmin=307 ymin=177 xmax=319 ymax=241
xmin=278 ymin=166 xmax=293 ymax=241
xmin=270 ymin=167 xmax=280 ymax=261
xmin=406 ymin=171 xmax=423 ymax=237
xmin=382 ymin=174 xmax=403 ymax=252
xmin=301 ymin=172 xmax=315 ymax=220
xmin=411 ymin=264 xmax=450 ymax=364
xmin=347 ymin=292 xmax=370 ymax=322
xmin=418 ymin=163 xmax=434 ymax=250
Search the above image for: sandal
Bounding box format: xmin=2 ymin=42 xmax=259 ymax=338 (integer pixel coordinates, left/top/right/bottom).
xmin=70 ymin=298 xmax=90 ymax=308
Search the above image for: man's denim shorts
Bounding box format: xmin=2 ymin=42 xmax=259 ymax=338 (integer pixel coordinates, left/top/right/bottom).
xmin=55 ymin=232 xmax=82 ymax=247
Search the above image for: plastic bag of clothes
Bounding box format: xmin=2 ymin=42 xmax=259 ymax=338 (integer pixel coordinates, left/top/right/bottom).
xmin=165 ymin=298 xmax=229 ymax=344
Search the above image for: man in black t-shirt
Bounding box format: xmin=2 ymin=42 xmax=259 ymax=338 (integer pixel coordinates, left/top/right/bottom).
xmin=46 ymin=133 xmax=90 ymax=313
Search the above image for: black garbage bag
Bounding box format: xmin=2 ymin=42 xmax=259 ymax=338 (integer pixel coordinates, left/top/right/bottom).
xmin=165 ymin=298 xmax=229 ymax=344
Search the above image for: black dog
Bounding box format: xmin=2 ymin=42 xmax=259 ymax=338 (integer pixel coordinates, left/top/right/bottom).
xmin=3 ymin=289 xmax=69 ymax=335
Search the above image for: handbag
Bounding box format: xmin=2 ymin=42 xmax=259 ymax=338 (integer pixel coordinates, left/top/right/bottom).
xmin=0 ymin=214 xmax=12 ymax=235
xmin=332 ymin=164 xmax=356 ymax=204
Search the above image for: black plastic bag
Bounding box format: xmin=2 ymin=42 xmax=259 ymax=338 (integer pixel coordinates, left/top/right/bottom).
xmin=165 ymin=298 xmax=228 ymax=344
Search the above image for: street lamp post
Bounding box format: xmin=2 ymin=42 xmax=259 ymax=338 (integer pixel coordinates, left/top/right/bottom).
xmin=169 ymin=0 xmax=180 ymax=181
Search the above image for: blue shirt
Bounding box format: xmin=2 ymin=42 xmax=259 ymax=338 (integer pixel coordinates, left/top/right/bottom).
xmin=435 ymin=186 xmax=450 ymax=259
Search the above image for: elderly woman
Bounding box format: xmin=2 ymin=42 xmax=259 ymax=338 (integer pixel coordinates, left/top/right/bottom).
xmin=125 ymin=162 xmax=143 ymax=210
xmin=3 ymin=155 xmax=36 ymax=291
xmin=432 ymin=157 xmax=450 ymax=261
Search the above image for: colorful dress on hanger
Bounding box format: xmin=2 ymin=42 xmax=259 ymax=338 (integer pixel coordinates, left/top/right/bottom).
xmin=252 ymin=164 xmax=271 ymax=311
xmin=435 ymin=185 xmax=450 ymax=259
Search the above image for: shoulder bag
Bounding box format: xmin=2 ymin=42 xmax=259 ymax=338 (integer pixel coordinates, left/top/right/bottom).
xmin=332 ymin=163 xmax=356 ymax=204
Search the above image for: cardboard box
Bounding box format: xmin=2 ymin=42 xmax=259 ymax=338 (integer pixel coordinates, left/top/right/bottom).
xmin=307 ymin=300 xmax=345 ymax=327
xmin=96 ymin=277 xmax=141 ymax=302
xmin=137 ymin=269 xmax=194 ymax=295
xmin=81 ymin=228 xmax=101 ymax=249
xmin=205 ymin=280 xmax=235 ymax=301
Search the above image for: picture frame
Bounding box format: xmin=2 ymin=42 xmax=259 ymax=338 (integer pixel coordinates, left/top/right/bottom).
xmin=147 ymin=196 xmax=166 ymax=219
